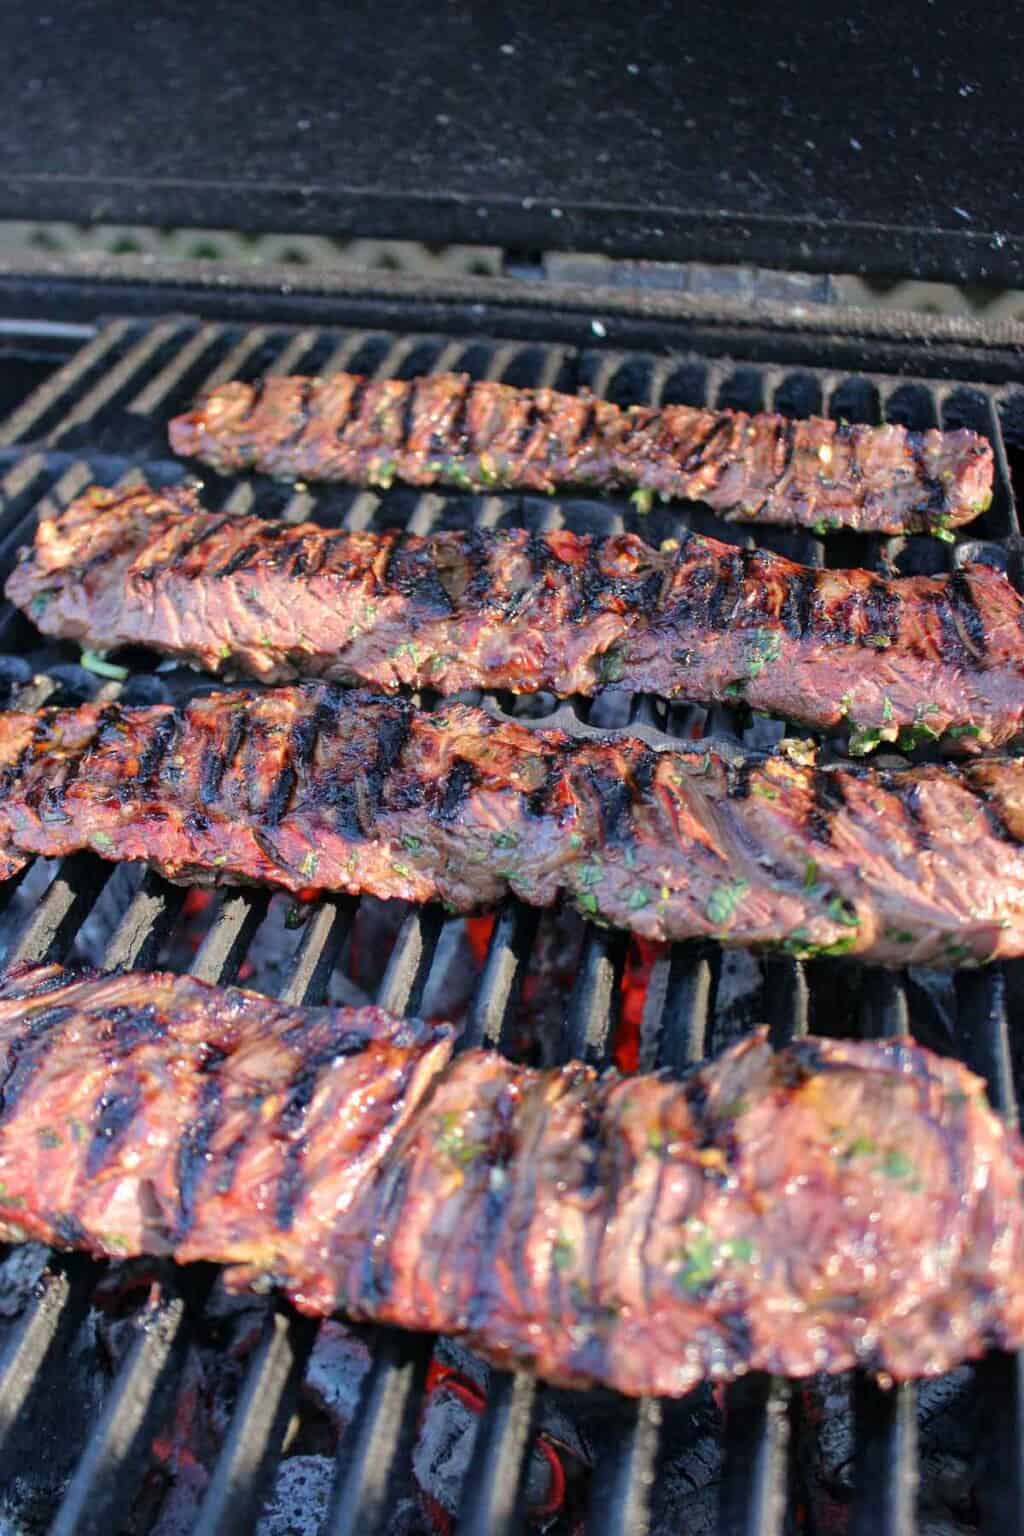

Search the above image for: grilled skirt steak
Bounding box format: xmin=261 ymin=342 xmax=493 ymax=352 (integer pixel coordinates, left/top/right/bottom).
xmin=167 ymin=372 xmax=994 ymax=537
xmin=0 ymin=685 xmax=1022 ymax=965
xmin=1 ymin=963 xmax=1022 ymax=1395
xmin=9 ymin=484 xmax=1024 ymax=752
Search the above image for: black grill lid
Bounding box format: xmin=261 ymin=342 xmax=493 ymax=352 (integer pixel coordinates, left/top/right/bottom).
xmin=3 ymin=0 xmax=1023 ymax=285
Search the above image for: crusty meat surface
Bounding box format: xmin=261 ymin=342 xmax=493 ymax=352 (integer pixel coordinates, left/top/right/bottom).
xmin=0 ymin=963 xmax=1022 ymax=1396
xmin=167 ymin=372 xmax=994 ymax=536
xmin=0 ymin=686 xmax=1022 ymax=965
xmin=10 ymin=483 xmax=1024 ymax=753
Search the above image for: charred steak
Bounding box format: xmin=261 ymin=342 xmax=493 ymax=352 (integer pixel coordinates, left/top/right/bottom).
xmin=167 ymin=371 xmax=993 ymax=537
xmin=0 ymin=685 xmax=1021 ymax=965
xmin=9 ymin=483 xmax=1023 ymax=752
xmin=0 ymin=963 xmax=1021 ymax=1396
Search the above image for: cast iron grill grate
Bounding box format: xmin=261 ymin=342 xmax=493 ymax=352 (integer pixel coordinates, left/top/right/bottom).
xmin=0 ymin=314 xmax=1019 ymax=1534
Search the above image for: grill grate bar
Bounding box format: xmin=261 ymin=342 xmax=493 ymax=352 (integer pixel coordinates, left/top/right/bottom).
xmin=461 ymin=896 xmax=538 ymax=1052
xmin=326 ymin=1328 xmax=434 ymax=1536
xmin=375 ymin=904 xmax=445 ymax=1017
xmin=587 ymin=1396 xmax=664 ymax=1536
xmin=99 ymin=870 xmax=188 ymax=973
xmin=192 ymin=1305 xmax=319 ymax=1536
xmin=126 ymin=323 xmax=225 ymax=417
xmin=188 ymin=889 xmax=270 ymax=984
xmin=277 ymin=894 xmax=356 ymax=1007
xmin=42 ymin=322 xmax=182 ymax=449
xmin=50 ymin=1268 xmax=215 ymax=1536
xmin=0 ymin=1254 xmax=95 ymax=1479
xmin=0 ymin=320 xmax=131 ymax=448
xmin=562 ymin=925 xmax=627 ymax=1067
xmin=851 ymin=1377 xmax=918 ymax=1536
xmin=7 ymin=852 xmax=114 ymax=968
xmin=719 ymin=1374 xmax=791 ymax=1536
xmin=458 ymin=1370 xmax=540 ymax=1536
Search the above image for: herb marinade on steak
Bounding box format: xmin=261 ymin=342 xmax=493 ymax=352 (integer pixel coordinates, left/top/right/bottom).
xmin=0 ymin=685 xmax=1022 ymax=965
xmin=167 ymin=372 xmax=994 ymax=536
xmin=11 ymin=485 xmax=1024 ymax=753
xmin=1 ymin=964 xmax=1022 ymax=1397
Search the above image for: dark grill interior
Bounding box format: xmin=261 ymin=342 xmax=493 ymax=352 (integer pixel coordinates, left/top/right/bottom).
xmin=0 ymin=312 xmax=1021 ymax=1533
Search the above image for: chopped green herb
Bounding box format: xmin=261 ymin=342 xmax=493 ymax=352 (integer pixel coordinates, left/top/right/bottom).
xmin=881 ymin=696 xmax=894 ymax=724
xmin=843 ymin=1135 xmax=877 ymax=1159
xmin=29 ymin=592 xmax=52 ymax=620
xmin=838 ymin=692 xmax=853 ymax=719
xmin=848 ymin=726 xmax=883 ymax=756
xmin=647 ymin=1127 xmax=665 ymax=1151
xmin=812 ymin=519 xmax=829 ymax=536
xmin=826 ymin=896 xmax=860 ymax=927
xmin=578 ymin=863 xmax=602 ymax=887
xmin=437 ymin=1110 xmax=483 ymax=1167
xmin=947 ymin=723 xmax=982 ymax=740
xmin=492 ymin=830 xmax=518 ymax=849
xmin=578 ymin=891 xmax=599 ymax=916
xmin=37 ymin=1128 xmax=62 ymax=1148
xmin=630 ymin=488 xmax=654 ymax=515
xmin=724 ymin=680 xmax=746 ymax=700
xmin=932 ymin=519 xmax=957 ymax=544
xmin=676 ymin=1229 xmax=716 ymax=1294
xmin=885 ymin=928 xmax=916 ymax=944
xmin=864 ymin=634 xmax=892 ymax=650
xmin=90 ymin=832 xmax=114 ymax=852
xmin=391 ymin=862 xmax=413 ymax=879
xmin=883 ymin=1149 xmax=915 ymax=1181
xmin=553 ymin=1234 xmax=575 ymax=1271
xmin=803 ymin=859 xmax=819 ymax=891
xmin=721 ymin=1237 xmax=755 ymax=1263
xmin=745 ymin=629 xmax=782 ymax=677
xmin=752 ymin=781 xmax=778 ymax=801
xmin=627 ymin=886 xmax=652 ymax=910
xmin=401 ymin=834 xmax=422 ymax=852
xmin=284 ymin=903 xmax=308 ymax=930
xmin=568 ymin=832 xmax=584 ymax=850
xmin=81 ymin=648 xmax=129 ymax=681
xmin=898 ymin=721 xmax=940 ymax=752
xmin=597 ymin=649 xmax=624 ymax=683
xmin=299 ymin=850 xmax=319 ymax=881
xmin=705 ymin=878 xmax=749 ymax=927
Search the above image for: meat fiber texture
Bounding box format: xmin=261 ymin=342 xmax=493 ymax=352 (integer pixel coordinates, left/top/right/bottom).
xmin=0 ymin=686 xmax=1022 ymax=965
xmin=11 ymin=483 xmax=1024 ymax=753
xmin=0 ymin=964 xmax=1022 ymax=1398
xmin=167 ymin=371 xmax=994 ymax=536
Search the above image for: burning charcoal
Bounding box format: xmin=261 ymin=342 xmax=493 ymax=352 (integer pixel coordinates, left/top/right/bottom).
xmin=799 ymin=1370 xmax=980 ymax=1535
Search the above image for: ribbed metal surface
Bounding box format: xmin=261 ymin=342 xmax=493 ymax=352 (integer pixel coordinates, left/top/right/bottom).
xmin=0 ymin=312 xmax=1017 ymax=1534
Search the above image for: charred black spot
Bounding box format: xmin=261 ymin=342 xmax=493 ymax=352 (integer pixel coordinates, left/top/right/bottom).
xmin=946 ymin=570 xmax=988 ymax=663
xmin=399 ymin=376 xmax=420 ymax=448
xmin=200 ymin=744 xmax=230 ymax=806
xmin=343 ymin=375 xmax=369 ymax=434
xmin=87 ymin=1077 xmax=142 ymax=1177
xmin=450 ymin=377 xmax=472 ymax=451
xmin=137 ymin=712 xmax=178 ymax=791
xmin=386 ymin=535 xmax=455 ymax=616
xmin=0 ymin=1006 xmax=72 ymax=1116
xmin=137 ymin=515 xmax=236 ymax=580
xmin=215 ymin=541 xmax=262 ymax=578
xmin=809 ymin=770 xmax=847 ymax=845
xmin=264 ymin=762 xmax=297 ymax=827
xmin=106 ymin=1002 xmax=164 ymax=1054
xmin=726 ymin=760 xmax=755 ymax=800
xmin=779 ymin=569 xmax=818 ymax=640
xmin=683 ymin=414 xmax=732 ymax=473
xmin=177 ymin=1076 xmax=223 ymax=1237
xmin=894 ymin=779 xmax=931 ymax=849
xmin=438 ymin=759 xmax=477 ymax=821
xmin=860 ymin=579 xmax=901 ymax=650
xmin=275 ymin=1073 xmax=319 ymax=1231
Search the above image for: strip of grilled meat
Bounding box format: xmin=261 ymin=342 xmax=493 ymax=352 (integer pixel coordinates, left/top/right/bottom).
xmin=0 ymin=685 xmax=1021 ymax=965
xmin=10 ymin=484 xmax=1023 ymax=752
xmin=1 ymin=963 xmax=1022 ymax=1396
xmin=167 ymin=372 xmax=994 ymax=536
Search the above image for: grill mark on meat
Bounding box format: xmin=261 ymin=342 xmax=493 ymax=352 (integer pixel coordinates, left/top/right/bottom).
xmin=399 ymin=377 xmax=420 ymax=449
xmin=438 ymin=760 xmax=477 ymax=823
xmin=341 ymin=376 xmax=368 ymax=436
xmin=893 ymin=777 xmax=931 ymax=850
xmin=684 ymin=414 xmax=733 ymax=473
xmin=215 ymin=541 xmax=263 ymax=578
xmin=275 ymin=1072 xmax=318 ymax=1232
xmin=137 ymin=712 xmax=178 ymax=791
xmin=0 ymin=1005 xmax=71 ymax=1115
xmin=948 ymin=570 xmax=989 ymax=662
xmin=86 ymin=1076 xmax=141 ymax=1177
xmin=779 ymin=568 xmax=818 ymax=640
xmin=449 ymin=377 xmax=472 ymax=452
xmin=137 ymin=515 xmax=237 ymax=580
xmin=176 ymin=1073 xmax=223 ymax=1236
xmin=809 ymin=770 xmax=846 ymax=846
xmin=861 ymin=579 xmax=901 ymax=651
xmin=707 ymin=549 xmax=745 ymax=630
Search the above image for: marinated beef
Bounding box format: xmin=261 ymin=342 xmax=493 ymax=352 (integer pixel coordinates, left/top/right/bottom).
xmin=0 ymin=686 xmax=1021 ymax=965
xmin=0 ymin=964 xmax=1021 ymax=1396
xmin=167 ymin=372 xmax=993 ymax=536
xmin=10 ymin=483 xmax=1023 ymax=752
